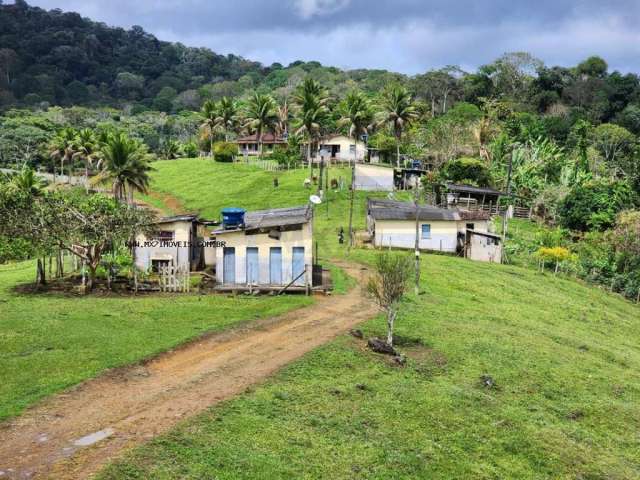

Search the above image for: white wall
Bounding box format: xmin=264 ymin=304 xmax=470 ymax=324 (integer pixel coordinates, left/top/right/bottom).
xmin=135 ymin=221 xmax=192 ymax=271
xmin=215 ymin=222 xmax=313 ymax=286
xmin=468 ymin=234 xmax=502 ymax=263
xmin=354 ymin=164 xmax=394 ymax=191
xmin=372 ymin=219 xmax=489 ymax=253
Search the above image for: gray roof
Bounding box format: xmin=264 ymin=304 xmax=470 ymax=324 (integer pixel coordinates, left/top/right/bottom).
xmin=446 ymin=184 xmax=505 ymax=196
xmin=155 ymin=214 xmax=199 ymax=224
xmin=214 ymin=205 xmax=311 ymax=233
xmin=368 ymin=199 xmax=488 ymax=221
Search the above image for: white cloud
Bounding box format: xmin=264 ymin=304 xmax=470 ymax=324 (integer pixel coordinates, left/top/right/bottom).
xmin=293 ymin=0 xmax=351 ymax=19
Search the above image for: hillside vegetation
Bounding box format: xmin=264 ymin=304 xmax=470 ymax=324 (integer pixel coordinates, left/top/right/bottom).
xmin=98 ymin=161 xmax=640 ymax=479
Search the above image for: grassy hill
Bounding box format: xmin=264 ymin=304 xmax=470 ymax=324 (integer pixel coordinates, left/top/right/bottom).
xmin=97 ymin=159 xmax=640 ymax=479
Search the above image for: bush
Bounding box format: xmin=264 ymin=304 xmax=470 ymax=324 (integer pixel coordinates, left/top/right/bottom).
xmin=558 ymin=179 xmax=636 ymax=232
xmin=213 ymin=141 xmax=236 ymax=162
xmin=441 ymin=157 xmax=491 ymax=187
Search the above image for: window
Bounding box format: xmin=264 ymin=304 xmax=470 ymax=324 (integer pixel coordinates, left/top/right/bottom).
xmin=151 ymin=259 xmax=170 ymax=273
xmin=421 ymin=224 xmax=431 ymax=239
xmin=466 ymin=223 xmax=475 ymax=231
xmin=154 ymin=230 xmax=174 ymax=242
xmin=349 ymin=145 xmax=356 ymax=154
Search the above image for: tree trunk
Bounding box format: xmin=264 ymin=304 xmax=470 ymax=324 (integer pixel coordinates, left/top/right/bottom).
xmin=85 ymin=161 xmax=89 ymax=194
xmin=386 ymin=308 xmax=397 ymax=346
xmin=36 ymin=258 xmax=46 ymax=286
xmin=307 ymin=140 xmax=312 ymax=173
xmin=210 ymin=132 xmax=214 ymax=158
xmin=86 ymin=265 xmax=97 ymax=292
xmin=395 ymin=131 xmax=401 ymax=168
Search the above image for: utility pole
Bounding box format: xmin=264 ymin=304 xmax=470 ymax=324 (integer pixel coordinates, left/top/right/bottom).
xmin=414 ymin=181 xmax=422 ymax=294
xmin=501 ymin=148 xmax=514 ymax=261
xmin=348 ymin=155 xmax=355 ymax=248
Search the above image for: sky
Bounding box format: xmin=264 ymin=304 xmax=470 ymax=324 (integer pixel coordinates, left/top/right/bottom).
xmin=26 ymin=0 xmax=640 ymax=75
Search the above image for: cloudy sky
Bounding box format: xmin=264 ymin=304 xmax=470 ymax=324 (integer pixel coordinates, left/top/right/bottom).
xmin=28 ymin=0 xmax=640 ymax=74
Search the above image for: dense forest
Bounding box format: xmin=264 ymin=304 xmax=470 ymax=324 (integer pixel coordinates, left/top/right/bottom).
xmin=1 ymin=1 xmax=639 ymax=300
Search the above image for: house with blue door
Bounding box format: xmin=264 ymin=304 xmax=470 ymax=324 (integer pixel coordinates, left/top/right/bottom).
xmin=211 ymin=205 xmax=314 ymax=290
xmin=366 ymin=199 xmax=498 ymax=260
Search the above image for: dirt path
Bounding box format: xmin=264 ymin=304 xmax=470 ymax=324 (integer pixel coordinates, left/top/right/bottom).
xmin=0 ymin=261 xmax=377 ymax=480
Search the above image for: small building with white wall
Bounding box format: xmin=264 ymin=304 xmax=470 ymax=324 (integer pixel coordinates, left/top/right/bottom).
xmin=366 ymin=199 xmax=496 ymax=258
xmin=134 ymin=214 xmax=217 ymax=272
xmin=211 ymin=205 xmax=314 ymax=289
xmin=354 ymin=164 xmax=394 ymax=191
xmin=311 ymin=135 xmax=367 ymax=164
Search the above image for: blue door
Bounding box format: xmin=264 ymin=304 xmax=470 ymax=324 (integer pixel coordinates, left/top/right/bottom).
xmin=246 ymin=247 xmax=259 ymax=285
xmin=269 ymin=247 xmax=282 ymax=285
xmin=223 ymin=247 xmax=235 ymax=284
xmin=292 ymin=247 xmax=305 ymax=286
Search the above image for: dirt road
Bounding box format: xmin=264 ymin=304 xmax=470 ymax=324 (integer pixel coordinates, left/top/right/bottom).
xmin=0 ymin=262 xmax=377 ymax=479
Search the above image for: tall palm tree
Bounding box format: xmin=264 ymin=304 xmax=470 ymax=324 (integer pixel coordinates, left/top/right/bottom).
xmin=293 ymin=78 xmax=329 ymax=172
xmin=275 ymin=100 xmax=291 ymax=138
xmin=379 ymin=85 xmax=418 ymax=167
xmin=215 ymin=96 xmax=238 ymax=141
xmin=200 ymin=99 xmax=218 ymax=156
xmin=338 ymin=89 xmax=374 ymax=247
xmin=95 ymin=132 xmax=153 ymax=204
xmin=244 ymin=92 xmax=278 ymax=159
xmin=73 ymin=128 xmax=99 ymax=192
xmin=48 ymin=127 xmax=77 ymax=184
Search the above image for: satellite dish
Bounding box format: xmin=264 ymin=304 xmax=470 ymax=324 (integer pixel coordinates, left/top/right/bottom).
xmin=309 ymin=195 xmax=322 ymax=205
xmin=387 ymin=192 xmax=396 ymax=200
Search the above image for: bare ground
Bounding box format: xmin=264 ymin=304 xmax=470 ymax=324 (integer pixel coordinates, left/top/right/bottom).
xmin=0 ymin=261 xmax=376 ymax=479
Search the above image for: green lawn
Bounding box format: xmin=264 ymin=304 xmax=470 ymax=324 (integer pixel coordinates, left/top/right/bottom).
xmin=97 ymin=159 xmax=640 ymax=479
xmin=0 ymin=261 xmax=311 ymax=421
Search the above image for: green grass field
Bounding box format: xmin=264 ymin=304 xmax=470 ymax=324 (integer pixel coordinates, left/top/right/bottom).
xmin=96 ymin=158 xmax=640 ymax=479
xmin=0 ymin=261 xmax=311 ymax=420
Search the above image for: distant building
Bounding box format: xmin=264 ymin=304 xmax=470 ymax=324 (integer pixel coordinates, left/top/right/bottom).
xmin=134 ymin=214 xmax=217 ymax=272
xmin=354 ymin=164 xmax=395 ymax=191
xmin=311 ymin=135 xmax=367 ymax=164
xmin=236 ymin=133 xmax=287 ymax=156
xmin=366 ymin=199 xmax=499 ymax=261
xmin=211 ymin=205 xmax=314 ymax=289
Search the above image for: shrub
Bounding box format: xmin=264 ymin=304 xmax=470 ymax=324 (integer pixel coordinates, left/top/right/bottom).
xmin=558 ymin=179 xmax=636 ymax=232
xmin=213 ymin=141 xmax=236 ymax=162
xmin=441 ymin=157 xmax=491 ymax=187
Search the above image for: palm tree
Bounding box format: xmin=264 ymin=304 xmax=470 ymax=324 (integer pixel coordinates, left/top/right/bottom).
xmin=215 ymin=97 xmax=238 ymax=141
xmin=95 ymin=132 xmax=153 ymax=204
xmin=293 ymin=78 xmax=329 ymax=172
xmin=159 ymin=138 xmax=183 ymax=160
xmin=338 ymin=89 xmax=374 ymax=247
xmin=73 ymin=128 xmax=99 ymax=192
xmin=275 ymin=100 xmax=291 ymax=138
xmin=200 ymin=99 xmax=218 ymax=156
xmin=379 ymin=85 xmax=418 ymax=167
xmin=244 ymin=92 xmax=278 ymax=159
xmin=7 ymin=164 xmax=45 ymax=196
xmin=48 ymin=128 xmax=77 ymax=184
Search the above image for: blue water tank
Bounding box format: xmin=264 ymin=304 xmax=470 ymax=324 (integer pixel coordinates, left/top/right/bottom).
xmin=221 ymin=207 xmax=246 ymax=229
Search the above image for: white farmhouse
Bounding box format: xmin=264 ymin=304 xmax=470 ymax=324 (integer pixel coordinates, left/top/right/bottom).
xmin=366 ymin=199 xmax=500 ymax=261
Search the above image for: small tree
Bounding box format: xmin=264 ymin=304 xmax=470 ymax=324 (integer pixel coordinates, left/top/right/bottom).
xmin=367 ymin=252 xmax=413 ymax=346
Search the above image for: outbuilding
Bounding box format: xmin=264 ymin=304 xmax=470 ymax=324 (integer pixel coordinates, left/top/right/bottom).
xmin=366 ymin=199 xmax=495 ymax=257
xmin=211 ymin=205 xmax=315 ymax=290
xmin=134 ymin=214 xmax=217 ymax=273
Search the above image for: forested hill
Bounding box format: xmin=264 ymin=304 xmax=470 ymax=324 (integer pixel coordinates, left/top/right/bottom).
xmin=0 ymin=0 xmax=267 ymax=108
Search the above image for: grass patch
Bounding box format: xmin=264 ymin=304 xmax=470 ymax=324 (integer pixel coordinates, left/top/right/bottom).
xmin=0 ymin=261 xmax=311 ymax=421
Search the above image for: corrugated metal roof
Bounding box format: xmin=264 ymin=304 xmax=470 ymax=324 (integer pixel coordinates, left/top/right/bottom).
xmin=213 ymin=205 xmax=311 ymax=233
xmin=368 ymin=199 xmax=489 ymax=221
xmin=446 ymin=184 xmax=505 ymax=196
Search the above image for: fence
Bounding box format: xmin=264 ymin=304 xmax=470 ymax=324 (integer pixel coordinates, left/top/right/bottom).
xmin=159 ymin=264 xmax=190 ymax=292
